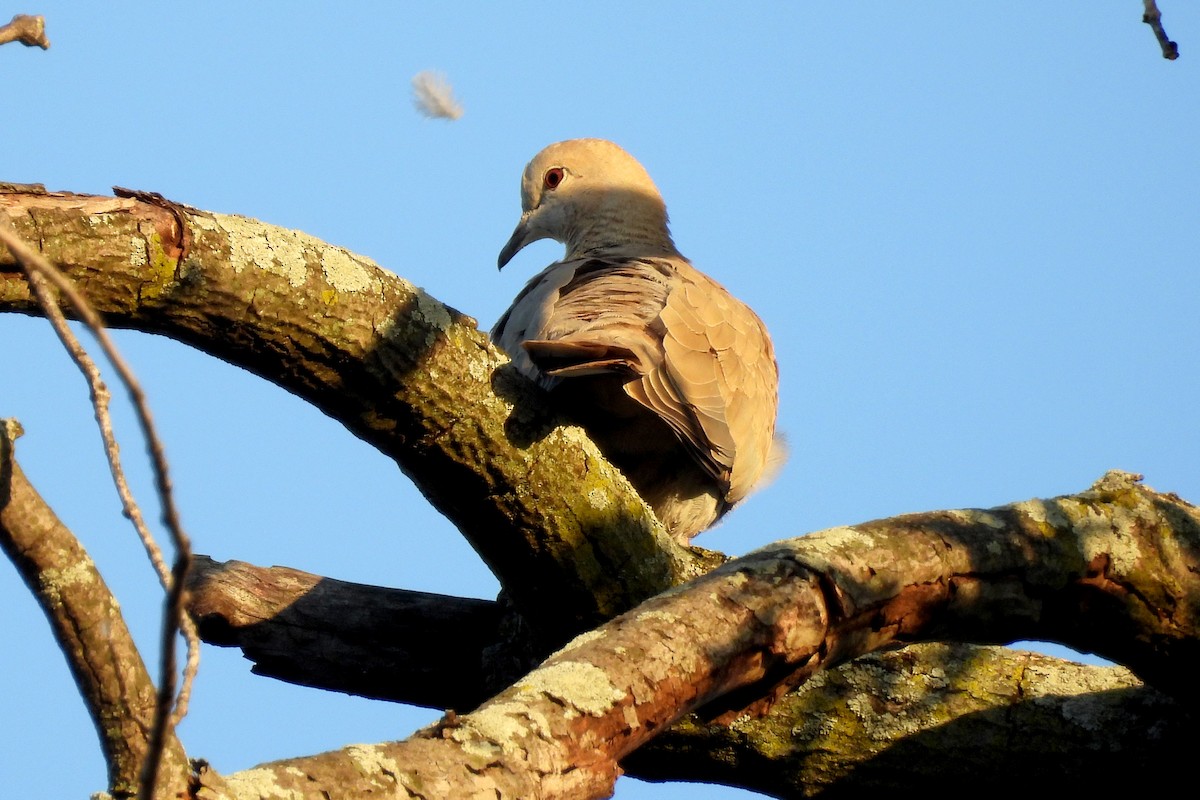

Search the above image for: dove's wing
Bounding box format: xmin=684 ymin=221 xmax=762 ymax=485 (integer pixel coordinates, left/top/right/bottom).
xmin=498 ymin=256 xmax=778 ymax=505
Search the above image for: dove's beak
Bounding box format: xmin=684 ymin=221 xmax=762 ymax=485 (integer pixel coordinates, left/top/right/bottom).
xmin=498 ymin=211 xmax=545 ymax=270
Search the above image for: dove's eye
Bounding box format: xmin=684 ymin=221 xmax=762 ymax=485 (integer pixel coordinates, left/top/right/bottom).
xmin=543 ymin=168 xmax=564 ymax=190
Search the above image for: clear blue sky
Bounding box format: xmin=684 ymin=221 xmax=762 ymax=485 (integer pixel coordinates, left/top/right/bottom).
xmin=3 ymin=4 xmax=1197 ymax=798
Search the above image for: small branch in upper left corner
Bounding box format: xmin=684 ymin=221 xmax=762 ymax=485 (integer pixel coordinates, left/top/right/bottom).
xmin=0 ymin=14 xmax=49 ymax=49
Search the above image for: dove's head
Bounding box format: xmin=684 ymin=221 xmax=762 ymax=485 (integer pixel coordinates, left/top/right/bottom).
xmin=498 ymin=138 xmax=677 ymax=269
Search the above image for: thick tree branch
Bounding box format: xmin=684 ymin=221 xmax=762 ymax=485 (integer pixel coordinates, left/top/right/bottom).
xmin=193 ymin=472 xmax=1198 ymax=799
xmin=186 ymin=472 xmax=1200 ymax=705
xmin=627 ymin=642 xmax=1190 ymax=796
xmin=0 ymin=420 xmax=190 ymax=799
xmin=0 ymin=186 xmax=712 ymax=643
xmin=186 ymin=555 xmax=1195 ymax=796
xmin=7 ymin=186 xmax=1198 ymax=796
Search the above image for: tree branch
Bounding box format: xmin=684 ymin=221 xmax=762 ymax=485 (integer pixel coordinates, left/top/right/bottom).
xmin=7 ymin=186 xmax=1198 ymax=796
xmin=188 ymin=472 xmax=1200 ymax=705
xmin=626 ymin=642 xmax=1190 ymax=796
xmin=186 ymin=555 xmax=506 ymax=709
xmin=0 ymin=186 xmax=712 ymax=644
xmin=1143 ymin=0 xmax=1180 ymax=60
xmin=193 ymin=471 xmax=1198 ymax=799
xmin=0 ymin=420 xmax=190 ymax=799
xmin=0 ymin=14 xmax=49 ymax=49
xmin=186 ymin=552 xmax=1196 ymax=796
xmin=0 ymin=214 xmax=199 ymax=799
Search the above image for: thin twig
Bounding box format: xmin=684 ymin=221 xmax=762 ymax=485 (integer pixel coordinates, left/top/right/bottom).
xmin=1143 ymin=0 xmax=1180 ymax=60
xmin=0 ymin=219 xmax=198 ymax=798
xmin=0 ymin=13 xmax=49 ymax=49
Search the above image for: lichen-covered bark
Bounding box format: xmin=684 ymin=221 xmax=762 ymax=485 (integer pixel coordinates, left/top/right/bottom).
xmin=0 ymin=421 xmax=190 ymax=799
xmin=0 ymin=187 xmax=704 ymax=641
xmin=183 ymin=555 xmax=1196 ymax=794
xmin=194 ymin=472 xmax=1198 ymax=799
xmin=627 ymin=642 xmax=1189 ymax=796
xmin=6 ymin=186 xmax=1199 ymax=799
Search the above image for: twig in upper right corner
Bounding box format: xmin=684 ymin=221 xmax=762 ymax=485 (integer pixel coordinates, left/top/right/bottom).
xmin=1143 ymin=0 xmax=1180 ymax=60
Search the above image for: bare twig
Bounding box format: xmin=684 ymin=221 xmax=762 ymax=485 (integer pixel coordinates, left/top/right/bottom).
xmin=1143 ymin=0 xmax=1180 ymax=60
xmin=0 ymin=220 xmax=197 ymax=799
xmin=0 ymin=13 xmax=49 ymax=49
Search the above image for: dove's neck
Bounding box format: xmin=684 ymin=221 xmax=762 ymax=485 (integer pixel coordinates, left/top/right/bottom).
xmin=566 ymin=194 xmax=680 ymax=260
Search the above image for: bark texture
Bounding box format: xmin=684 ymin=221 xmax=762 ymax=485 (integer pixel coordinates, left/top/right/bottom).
xmin=183 ymin=555 xmax=1197 ymax=794
xmin=628 ymin=642 xmax=1190 ymax=796
xmin=0 ymin=186 xmax=707 ymax=642
xmin=0 ymin=421 xmax=190 ymax=799
xmin=187 ymin=470 xmax=1198 ymax=799
xmin=186 ymin=556 xmax=505 ymax=708
xmin=4 ymin=186 xmax=1198 ymax=799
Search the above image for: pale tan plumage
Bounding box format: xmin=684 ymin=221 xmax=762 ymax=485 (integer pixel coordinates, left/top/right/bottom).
xmin=493 ymin=138 xmax=780 ymax=542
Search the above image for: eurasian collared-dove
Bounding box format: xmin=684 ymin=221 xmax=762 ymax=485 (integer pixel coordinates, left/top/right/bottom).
xmin=493 ymin=138 xmax=780 ymax=543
